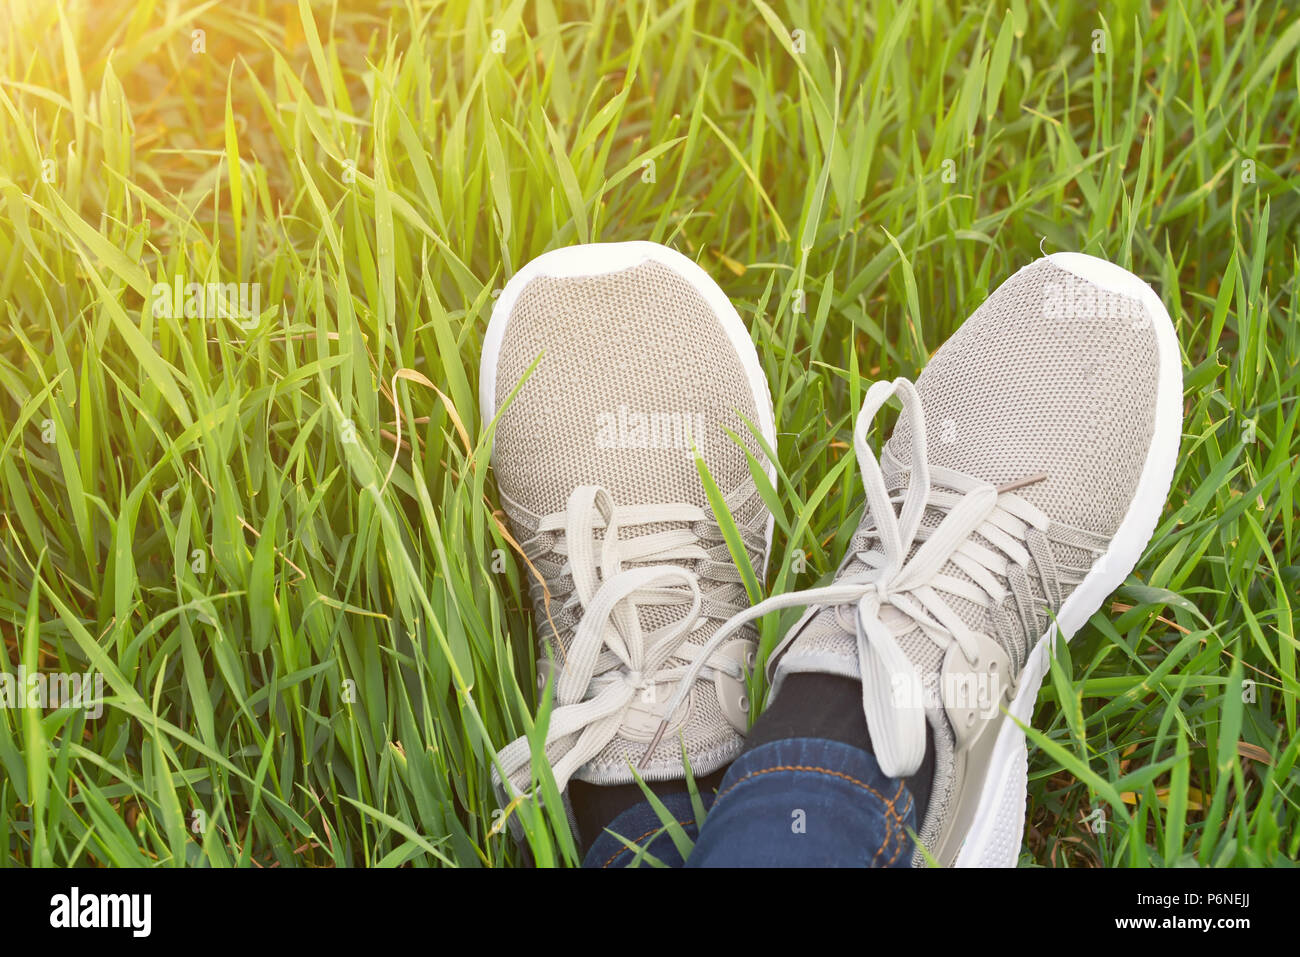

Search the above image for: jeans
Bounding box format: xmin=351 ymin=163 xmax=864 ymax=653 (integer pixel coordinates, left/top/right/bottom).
xmin=583 ymin=737 xmax=916 ymax=868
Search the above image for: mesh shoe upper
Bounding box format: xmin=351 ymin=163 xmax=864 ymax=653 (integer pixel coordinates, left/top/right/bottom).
xmin=485 ymin=246 xmax=773 ymax=794
xmin=763 ymin=254 xmax=1168 ymax=864
xmin=774 ymin=258 xmax=1159 ymax=681
xmin=885 ymin=258 xmax=1158 ymax=534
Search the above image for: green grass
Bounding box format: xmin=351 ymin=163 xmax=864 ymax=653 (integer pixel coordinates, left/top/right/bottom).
xmin=0 ymin=0 xmax=1297 ymax=867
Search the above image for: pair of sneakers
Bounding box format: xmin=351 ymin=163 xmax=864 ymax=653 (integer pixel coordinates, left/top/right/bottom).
xmin=481 ymin=241 xmax=1182 ymax=866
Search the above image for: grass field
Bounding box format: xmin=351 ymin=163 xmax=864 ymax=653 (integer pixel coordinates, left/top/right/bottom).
xmin=0 ymin=0 xmax=1297 ymax=868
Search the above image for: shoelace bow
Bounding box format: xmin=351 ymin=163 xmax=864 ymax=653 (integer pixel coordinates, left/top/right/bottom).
xmin=493 ymin=485 xmax=752 ymax=796
xmin=653 ymin=377 xmax=1053 ymax=778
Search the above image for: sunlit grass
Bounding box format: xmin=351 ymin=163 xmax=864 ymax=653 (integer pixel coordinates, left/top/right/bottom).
xmin=0 ymin=0 xmax=1296 ymax=866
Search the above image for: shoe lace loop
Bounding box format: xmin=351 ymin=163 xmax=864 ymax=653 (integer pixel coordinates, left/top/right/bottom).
xmin=666 ymin=377 xmax=1051 ymax=778
xmin=493 ymin=485 xmax=751 ymax=796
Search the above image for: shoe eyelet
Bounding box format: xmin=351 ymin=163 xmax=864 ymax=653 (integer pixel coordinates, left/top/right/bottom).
xmin=739 ymin=695 xmax=750 ymax=713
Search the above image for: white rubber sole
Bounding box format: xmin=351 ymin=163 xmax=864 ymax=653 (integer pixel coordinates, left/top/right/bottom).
xmin=479 ymin=241 xmax=779 ymax=563
xmin=952 ymin=253 xmax=1184 ymax=867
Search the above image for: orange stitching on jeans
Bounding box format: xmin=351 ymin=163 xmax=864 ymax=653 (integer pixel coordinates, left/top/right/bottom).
xmin=872 ymin=782 xmax=914 ymax=867
xmin=868 ymin=827 xmax=891 ymax=866
xmin=601 ymin=817 xmax=695 ymax=869
xmin=886 ymin=787 xmax=916 ymax=866
xmin=713 ymin=764 xmax=910 ymax=830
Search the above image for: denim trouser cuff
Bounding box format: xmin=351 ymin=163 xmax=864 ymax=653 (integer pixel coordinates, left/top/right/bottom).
xmin=582 ymin=788 xmax=705 ymax=869
xmin=688 ymin=737 xmax=916 ymax=867
xmin=584 ymin=737 xmax=916 ymax=868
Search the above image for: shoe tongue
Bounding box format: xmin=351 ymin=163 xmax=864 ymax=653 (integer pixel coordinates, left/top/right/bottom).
xmin=881 ymin=440 xmax=908 ymax=483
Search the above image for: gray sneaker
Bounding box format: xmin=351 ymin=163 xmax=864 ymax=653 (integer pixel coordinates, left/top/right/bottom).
xmin=481 ymin=242 xmax=776 ymax=810
xmin=707 ymin=252 xmax=1182 ymax=866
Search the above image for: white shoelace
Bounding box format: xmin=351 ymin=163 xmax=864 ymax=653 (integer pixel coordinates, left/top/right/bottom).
xmin=497 ymin=376 xmax=1051 ymax=796
xmin=493 ymin=485 xmax=747 ymax=796
xmin=660 ymin=377 xmax=1051 ymax=778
